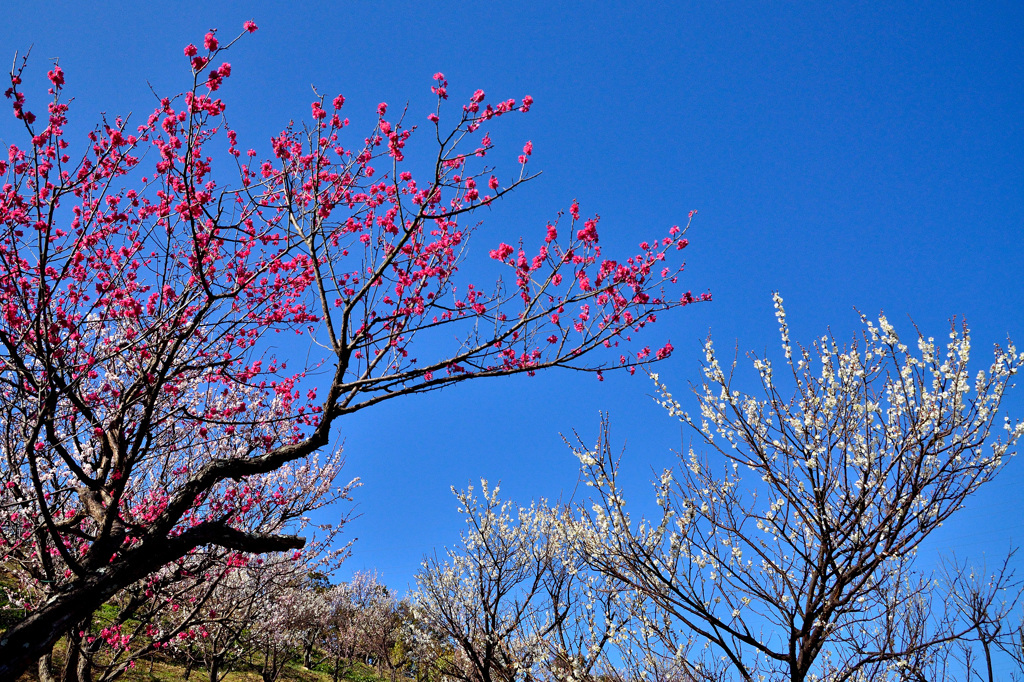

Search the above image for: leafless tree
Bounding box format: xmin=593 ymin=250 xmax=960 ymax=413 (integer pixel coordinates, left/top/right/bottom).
xmin=910 ymin=552 xmax=1024 ymax=682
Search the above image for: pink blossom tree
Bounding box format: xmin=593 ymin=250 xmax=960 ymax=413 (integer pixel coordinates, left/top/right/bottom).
xmin=0 ymin=22 xmax=706 ymax=678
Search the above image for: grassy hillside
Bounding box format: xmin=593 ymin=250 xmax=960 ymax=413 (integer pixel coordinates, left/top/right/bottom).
xmin=13 ymin=647 xmax=394 ymax=682
xmin=21 ymin=660 xmax=331 ymax=682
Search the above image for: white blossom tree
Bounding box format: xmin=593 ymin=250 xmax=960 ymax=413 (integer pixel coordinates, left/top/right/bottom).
xmin=413 ymin=482 xmax=628 ymax=682
xmin=570 ymin=297 xmax=1024 ymax=681
xmin=271 ymin=572 xmax=335 ymax=670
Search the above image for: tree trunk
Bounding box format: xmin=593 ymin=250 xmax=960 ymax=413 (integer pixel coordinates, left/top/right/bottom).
xmin=75 ymin=650 xmax=92 ymax=682
xmin=61 ymin=630 xmax=84 ymax=682
xmin=980 ymin=634 xmax=995 ymax=682
xmin=38 ymin=653 xmax=56 ymax=682
xmin=303 ymin=641 xmax=314 ymax=668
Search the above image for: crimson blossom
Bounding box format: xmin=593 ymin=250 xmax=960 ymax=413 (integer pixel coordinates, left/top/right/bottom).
xmin=0 ymin=23 xmax=708 ymax=678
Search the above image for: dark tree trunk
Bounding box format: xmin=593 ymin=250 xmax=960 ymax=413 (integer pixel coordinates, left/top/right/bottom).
xmin=60 ymin=629 xmax=84 ymax=682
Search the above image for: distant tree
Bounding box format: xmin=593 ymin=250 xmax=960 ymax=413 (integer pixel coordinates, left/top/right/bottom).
xmin=319 ymin=571 xmax=397 ymax=682
xmin=282 ymin=571 xmax=335 ymax=670
xmin=360 ymin=587 xmax=413 ymax=682
xmin=174 ymin=558 xmax=273 ymax=682
xmin=919 ymin=552 xmax=1024 ymax=682
xmin=570 ymin=298 xmax=1024 ymax=681
xmin=412 ymin=483 xmax=628 ymax=682
xmin=0 ymin=16 xmax=706 ymax=678
xmin=166 ymin=544 xmax=339 ymax=682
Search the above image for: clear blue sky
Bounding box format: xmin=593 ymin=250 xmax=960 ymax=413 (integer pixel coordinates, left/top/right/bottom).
xmin=3 ymin=0 xmax=1021 ymax=591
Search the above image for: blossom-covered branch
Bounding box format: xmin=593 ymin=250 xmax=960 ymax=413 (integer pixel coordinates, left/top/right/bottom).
xmin=570 ymin=299 xmax=1023 ymax=681
xmin=0 ymin=22 xmax=705 ymax=679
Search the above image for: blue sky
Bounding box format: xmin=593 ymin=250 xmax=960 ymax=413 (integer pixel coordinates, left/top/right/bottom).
xmin=3 ymin=0 xmax=1021 ymax=591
